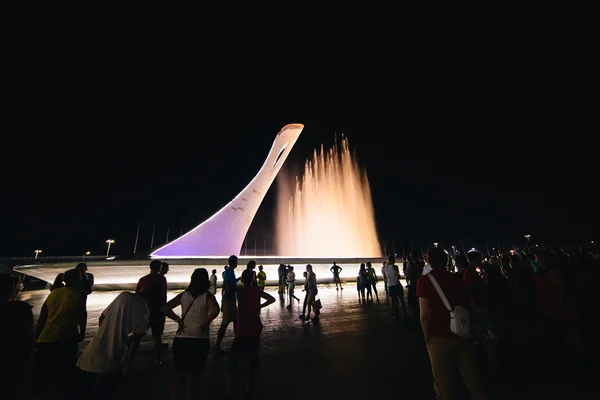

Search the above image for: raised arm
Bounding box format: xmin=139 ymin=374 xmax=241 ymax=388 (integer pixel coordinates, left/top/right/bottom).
xmin=161 ymin=292 xmax=184 ymax=321
xmin=260 ymin=291 xmax=276 ymax=308
xmin=206 ymin=292 xmax=221 ymax=322
xmin=162 ymin=292 xmax=185 ymax=333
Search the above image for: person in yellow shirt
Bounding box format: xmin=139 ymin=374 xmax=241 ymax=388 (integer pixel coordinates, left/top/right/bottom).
xmin=35 ymin=268 xmax=86 ymax=399
xmin=257 ymin=265 xmax=266 ymax=291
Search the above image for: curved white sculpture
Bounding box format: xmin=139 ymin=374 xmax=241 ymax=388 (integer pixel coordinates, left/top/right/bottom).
xmin=151 ymin=124 xmax=304 ymax=258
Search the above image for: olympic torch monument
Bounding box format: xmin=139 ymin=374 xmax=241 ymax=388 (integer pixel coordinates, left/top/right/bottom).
xmin=15 ymin=124 xmax=384 ymax=288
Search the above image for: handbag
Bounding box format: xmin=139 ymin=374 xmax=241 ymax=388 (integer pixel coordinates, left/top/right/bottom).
xmin=427 ymin=274 xmax=470 ymax=338
xmin=312 ymin=297 xmax=323 ymax=310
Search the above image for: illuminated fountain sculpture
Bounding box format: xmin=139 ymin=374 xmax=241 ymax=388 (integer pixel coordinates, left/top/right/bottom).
xmin=14 ymin=124 xmax=386 ymax=288
xmin=151 ymin=123 xmax=304 ymax=258
xmin=276 ymin=135 xmax=381 ymax=258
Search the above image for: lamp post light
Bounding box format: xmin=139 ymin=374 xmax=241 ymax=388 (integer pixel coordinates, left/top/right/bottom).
xmin=525 ymin=234 xmax=531 ymax=253
xmin=105 ymin=239 xmax=115 ymax=257
xmin=433 ymin=242 xmax=439 ymax=248
xmin=82 ymin=251 xmax=91 ymax=260
xmin=34 ymin=249 xmax=42 ymax=259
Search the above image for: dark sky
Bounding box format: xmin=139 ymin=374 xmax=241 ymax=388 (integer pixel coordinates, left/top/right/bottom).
xmin=1 ymin=78 xmax=597 ymax=257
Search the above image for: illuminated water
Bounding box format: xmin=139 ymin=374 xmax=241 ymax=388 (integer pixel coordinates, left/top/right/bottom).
xmin=276 ymin=135 xmax=381 ymax=257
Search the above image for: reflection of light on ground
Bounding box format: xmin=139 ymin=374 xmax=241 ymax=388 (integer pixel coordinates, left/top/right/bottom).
xmin=20 ymin=280 xmax=408 ymax=364
xmin=22 ymin=281 xmax=407 ymax=323
xmin=17 ymin=261 xmax=390 ymax=288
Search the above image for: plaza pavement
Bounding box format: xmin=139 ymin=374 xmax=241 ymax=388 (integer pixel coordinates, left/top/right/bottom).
xmin=20 ymin=281 xmax=596 ymax=399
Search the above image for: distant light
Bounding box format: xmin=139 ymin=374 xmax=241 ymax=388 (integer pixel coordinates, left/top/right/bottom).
xmin=433 ymin=242 xmax=439 ymax=247
xmin=85 ymin=251 xmax=91 ymax=255
xmin=106 ymin=239 xmax=115 ymax=244
xmin=525 ymin=235 xmax=531 ymax=238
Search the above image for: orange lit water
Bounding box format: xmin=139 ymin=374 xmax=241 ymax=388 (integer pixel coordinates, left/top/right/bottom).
xmin=276 ymin=135 xmax=381 ymax=258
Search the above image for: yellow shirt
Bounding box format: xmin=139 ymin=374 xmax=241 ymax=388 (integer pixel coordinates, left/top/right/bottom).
xmin=37 ymin=286 xmax=82 ymax=343
xmin=257 ymin=271 xmax=266 ymax=287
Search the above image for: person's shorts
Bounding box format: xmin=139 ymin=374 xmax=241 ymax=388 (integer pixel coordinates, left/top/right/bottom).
xmin=288 ymin=282 xmax=295 ymax=291
xmin=333 ymin=274 xmax=340 ymax=281
xmin=221 ymin=297 xmax=237 ymax=324
xmin=388 ymin=284 xmax=403 ymax=298
xmin=172 ymin=337 xmax=210 ymax=372
xmin=149 ymin=310 xmax=166 ymax=335
xmin=228 ymin=336 xmax=260 ymax=372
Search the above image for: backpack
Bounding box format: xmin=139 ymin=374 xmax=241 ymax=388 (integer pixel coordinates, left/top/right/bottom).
xmin=427 ymin=274 xmax=470 ymax=338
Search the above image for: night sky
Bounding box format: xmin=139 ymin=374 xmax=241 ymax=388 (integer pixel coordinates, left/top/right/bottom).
xmin=1 ymin=78 xmax=597 ymax=257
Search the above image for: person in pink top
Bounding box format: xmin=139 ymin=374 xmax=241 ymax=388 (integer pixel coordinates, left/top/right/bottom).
xmin=225 ymin=269 xmax=275 ymax=398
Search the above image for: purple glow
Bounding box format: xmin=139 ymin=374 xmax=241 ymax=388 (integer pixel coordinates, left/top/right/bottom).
xmin=151 ymin=124 xmax=304 ymax=258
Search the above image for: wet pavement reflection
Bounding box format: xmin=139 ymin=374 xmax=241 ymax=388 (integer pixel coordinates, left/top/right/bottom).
xmin=22 ymin=280 xmax=439 ymax=399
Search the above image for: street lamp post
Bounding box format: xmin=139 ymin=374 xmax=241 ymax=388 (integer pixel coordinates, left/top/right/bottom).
xmin=433 ymin=242 xmax=439 ymax=248
xmin=82 ymin=251 xmax=91 ymax=260
xmin=106 ymin=239 xmax=115 ymax=257
xmin=34 ymin=249 xmax=42 ymax=259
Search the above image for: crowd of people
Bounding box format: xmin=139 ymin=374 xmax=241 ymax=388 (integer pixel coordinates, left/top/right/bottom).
xmin=405 ymin=247 xmax=597 ymax=399
xmin=1 ymin=246 xmax=597 ymax=399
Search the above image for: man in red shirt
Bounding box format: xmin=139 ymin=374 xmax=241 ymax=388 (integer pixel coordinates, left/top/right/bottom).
xmin=417 ymin=248 xmax=487 ymax=400
xmin=225 ymin=269 xmax=275 ymax=398
xmin=135 ymin=259 xmax=167 ymax=367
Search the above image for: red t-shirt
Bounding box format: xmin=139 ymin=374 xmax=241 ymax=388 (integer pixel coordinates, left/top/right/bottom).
xmin=235 ymin=286 xmax=263 ymax=338
xmin=417 ymin=268 xmax=469 ymax=338
xmin=135 ymin=273 xmax=167 ymax=311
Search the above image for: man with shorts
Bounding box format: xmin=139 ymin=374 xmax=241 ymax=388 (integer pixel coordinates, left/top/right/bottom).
xmin=226 ymin=269 xmax=275 ymax=398
xmin=330 ymin=261 xmax=343 ymax=290
xmin=215 ymin=255 xmax=239 ymax=356
xmin=383 ymin=255 xmax=407 ymax=321
xmin=135 ymin=260 xmax=167 ymax=366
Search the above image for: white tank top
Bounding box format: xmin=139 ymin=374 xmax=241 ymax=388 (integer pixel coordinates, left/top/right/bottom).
xmin=176 ymin=292 xmax=210 ymax=339
xmin=384 ymin=263 xmax=401 ymax=286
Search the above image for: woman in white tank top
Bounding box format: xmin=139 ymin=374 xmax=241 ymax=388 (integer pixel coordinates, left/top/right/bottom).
xmin=161 ymin=268 xmax=220 ymax=399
